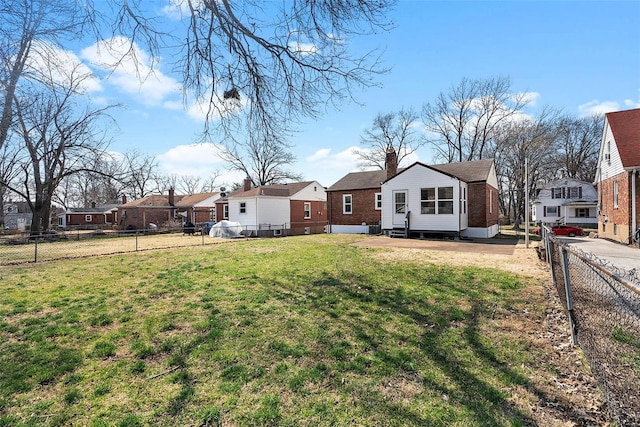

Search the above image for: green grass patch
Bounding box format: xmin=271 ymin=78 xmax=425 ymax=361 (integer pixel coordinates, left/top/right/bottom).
xmin=0 ymin=234 xmax=552 ymax=426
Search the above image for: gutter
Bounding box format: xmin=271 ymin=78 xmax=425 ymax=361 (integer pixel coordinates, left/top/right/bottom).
xmin=632 ymin=168 xmax=637 ymax=243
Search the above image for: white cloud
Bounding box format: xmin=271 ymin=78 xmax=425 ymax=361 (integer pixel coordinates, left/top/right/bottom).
xmin=306 ymin=148 xmax=331 ymax=162
xmin=578 ymin=100 xmax=620 ymax=116
xmin=26 ymin=41 xmax=102 ymax=94
xmin=623 ymin=90 xmax=640 ymax=108
xmin=158 ymin=143 xmax=225 ymax=174
xmin=517 ymin=91 xmax=540 ymax=107
xmin=288 ymin=41 xmax=319 ymax=55
xmin=80 ymin=36 xmax=182 ymax=106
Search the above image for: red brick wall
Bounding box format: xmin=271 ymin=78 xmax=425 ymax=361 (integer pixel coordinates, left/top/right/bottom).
xmin=327 ymin=189 xmax=381 ymax=226
xmin=119 ymin=208 xmax=175 ymax=230
xmin=599 ymin=172 xmax=633 ymax=243
xmin=66 ymin=213 xmax=107 ymax=226
xmin=467 ymin=183 xmax=498 ymax=228
xmin=290 ymin=200 xmax=327 ymax=235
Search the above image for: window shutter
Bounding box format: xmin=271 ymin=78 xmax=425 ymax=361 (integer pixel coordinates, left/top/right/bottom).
xmin=543 ymin=206 xmax=547 ymax=216
xmin=579 ymin=187 xmax=582 ymax=199
xmin=551 ymin=188 xmax=555 ymax=199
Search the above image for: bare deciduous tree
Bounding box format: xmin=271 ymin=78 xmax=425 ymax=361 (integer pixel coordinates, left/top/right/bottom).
xmin=355 ymin=108 xmax=422 ymax=169
xmin=118 ymin=150 xmax=163 ymax=200
xmin=219 ymin=129 xmax=302 ymax=186
xmin=111 ymin=0 xmax=394 ymax=139
xmin=422 ymin=76 xmax=530 ymax=163
xmin=6 ymin=70 xmax=115 ymax=233
xmin=493 ymin=109 xmax=559 ymax=229
xmin=551 ymin=114 xmax=603 ymax=182
xmin=0 ymin=0 xmax=90 ymax=152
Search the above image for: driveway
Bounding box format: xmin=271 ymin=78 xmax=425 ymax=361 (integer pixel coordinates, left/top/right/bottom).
xmin=352 ymin=236 xmax=517 ymax=256
xmin=559 ymin=236 xmax=640 ymax=274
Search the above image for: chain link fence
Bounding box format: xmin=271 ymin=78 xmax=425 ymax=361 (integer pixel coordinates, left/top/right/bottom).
xmin=0 ymin=221 xmax=327 ymax=265
xmin=541 ymin=226 xmax=640 ymax=425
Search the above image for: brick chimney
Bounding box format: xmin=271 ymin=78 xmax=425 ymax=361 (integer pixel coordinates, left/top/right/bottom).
xmin=243 ymin=177 xmax=252 ymax=192
xmin=121 ymin=195 xmax=127 ymax=204
xmin=385 ymin=147 xmax=398 ymax=180
xmin=168 ymin=187 xmax=175 ymax=206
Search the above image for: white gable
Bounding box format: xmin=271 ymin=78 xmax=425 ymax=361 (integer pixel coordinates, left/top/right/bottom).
xmin=596 ymin=118 xmax=625 ymax=182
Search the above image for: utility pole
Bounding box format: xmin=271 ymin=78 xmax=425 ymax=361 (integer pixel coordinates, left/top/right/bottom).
xmin=525 ymin=157 xmax=530 ymax=248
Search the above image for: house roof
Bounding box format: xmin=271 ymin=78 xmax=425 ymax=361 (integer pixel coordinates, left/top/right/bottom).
xmin=606 ymin=108 xmax=640 ymax=168
xmin=328 ymin=159 xmax=495 ymax=191
xmin=327 ymin=169 xmax=400 ymax=192
xmin=121 ymin=194 xmax=185 ymax=208
xmin=430 ymin=158 xmax=495 ymax=183
xmin=232 ymin=181 xmax=316 ymax=198
xmin=67 ymin=204 xmax=119 ymax=214
xmin=175 ymin=192 xmax=218 ymax=207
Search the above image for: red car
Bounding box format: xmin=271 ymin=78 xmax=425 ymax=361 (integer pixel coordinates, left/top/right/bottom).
xmin=551 ymin=225 xmax=583 ymax=237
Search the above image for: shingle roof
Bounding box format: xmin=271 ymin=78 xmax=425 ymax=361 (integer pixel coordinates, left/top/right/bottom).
xmin=327 ymin=169 xmax=396 ymax=192
xmin=327 ymin=158 xmax=494 ymax=191
xmin=68 ymin=204 xmax=119 ymax=214
xmin=175 ymin=192 xmax=218 ymax=207
xmin=606 ymin=108 xmax=640 ymax=168
xmin=121 ymin=194 xmax=185 ymax=208
xmin=232 ymin=181 xmax=315 ymax=198
xmin=430 ymin=158 xmax=495 ymax=183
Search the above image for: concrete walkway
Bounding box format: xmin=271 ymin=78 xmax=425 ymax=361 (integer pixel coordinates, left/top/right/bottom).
xmin=559 ymin=236 xmax=640 ymax=275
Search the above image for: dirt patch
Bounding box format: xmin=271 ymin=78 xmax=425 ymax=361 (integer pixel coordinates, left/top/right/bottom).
xmin=354 ymin=235 xmax=610 ymax=426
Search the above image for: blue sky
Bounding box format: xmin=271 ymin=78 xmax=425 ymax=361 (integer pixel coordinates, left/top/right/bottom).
xmin=69 ymin=1 xmax=640 ymax=189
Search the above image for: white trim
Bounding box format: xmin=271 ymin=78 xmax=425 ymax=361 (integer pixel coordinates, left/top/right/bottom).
xmin=342 ymin=194 xmax=352 ymax=215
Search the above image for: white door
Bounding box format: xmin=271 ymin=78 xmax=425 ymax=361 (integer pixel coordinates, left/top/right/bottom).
xmin=392 ymin=190 xmax=407 ymax=226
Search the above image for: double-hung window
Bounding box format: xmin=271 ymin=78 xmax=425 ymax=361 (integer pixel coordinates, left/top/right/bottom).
xmin=613 ymin=181 xmax=619 ymax=208
xmin=240 ymin=202 xmax=246 ymax=214
xmin=420 ymin=188 xmax=435 ymax=214
xmin=343 ymin=194 xmax=352 ymax=214
xmin=375 ymin=193 xmax=382 ymax=210
xmin=304 ymin=202 xmax=311 ymax=219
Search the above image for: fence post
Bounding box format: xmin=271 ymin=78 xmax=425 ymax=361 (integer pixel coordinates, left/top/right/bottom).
xmin=135 ymin=231 xmax=139 ymax=252
xmin=34 ymin=238 xmax=38 ymax=263
xmin=560 ymin=247 xmax=578 ymax=345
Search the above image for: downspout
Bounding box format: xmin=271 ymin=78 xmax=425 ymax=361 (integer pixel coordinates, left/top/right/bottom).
xmin=632 ymin=169 xmax=637 ymax=244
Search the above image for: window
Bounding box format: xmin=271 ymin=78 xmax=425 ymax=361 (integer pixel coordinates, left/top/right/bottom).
xmin=613 ymin=180 xmax=619 ymax=208
xmin=240 ymin=202 xmax=246 ymax=214
xmin=438 ymin=187 xmax=454 ymax=214
xmin=420 ymin=188 xmax=435 ymax=214
xmin=614 ymin=223 xmax=618 ymax=235
xmin=544 ymin=206 xmax=558 ymax=216
xmin=304 ymin=202 xmax=311 ymax=219
xmin=420 ymin=187 xmax=454 ymax=214
xmin=569 ymin=187 xmax=582 ymax=199
xmin=343 ymin=194 xmax=352 ymax=214
xmin=552 ymin=187 xmax=564 ymax=199
xmin=85 ymin=215 xmax=92 ymax=222
xmin=375 ymin=193 xmax=382 ymax=210
xmin=394 ymin=192 xmax=407 ymax=214
xmin=575 ymin=208 xmax=589 ymax=218
xmin=223 ymin=204 xmax=229 ymax=219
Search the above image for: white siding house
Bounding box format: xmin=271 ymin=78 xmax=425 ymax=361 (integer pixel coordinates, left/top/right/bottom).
xmin=531 ymin=178 xmax=598 ymax=227
xmin=381 ymin=163 xmax=468 ymax=235
xmin=228 ymin=180 xmax=327 ymax=236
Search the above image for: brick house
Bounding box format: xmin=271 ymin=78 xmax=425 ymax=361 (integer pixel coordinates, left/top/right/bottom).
xmin=57 ymin=202 xmax=119 ymax=230
xmin=326 ymin=149 xmax=399 ymax=234
xmin=228 ymin=178 xmax=327 ymax=236
xmin=327 ymin=151 xmax=499 ymax=238
xmin=117 ymin=189 xmax=219 ymax=230
xmin=595 ymin=108 xmax=640 ymax=244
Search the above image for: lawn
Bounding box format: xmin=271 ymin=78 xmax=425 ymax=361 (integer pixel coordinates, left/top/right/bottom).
xmin=0 ymin=234 xmax=602 ymax=426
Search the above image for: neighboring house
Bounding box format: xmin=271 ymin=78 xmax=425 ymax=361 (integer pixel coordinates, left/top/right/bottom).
xmin=326 ymin=149 xmax=399 ymax=234
xmin=595 ymin=107 xmax=640 ymax=244
xmin=381 ymin=159 xmax=499 ymax=238
xmin=57 ymin=202 xmax=120 ymax=229
xmin=531 ymin=178 xmax=598 ymax=227
xmin=228 ymin=178 xmax=327 ymax=236
xmin=2 ymin=201 xmax=32 ymax=231
xmin=118 ymin=189 xmax=183 ymax=230
xmin=175 ymin=192 xmax=220 ymax=224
